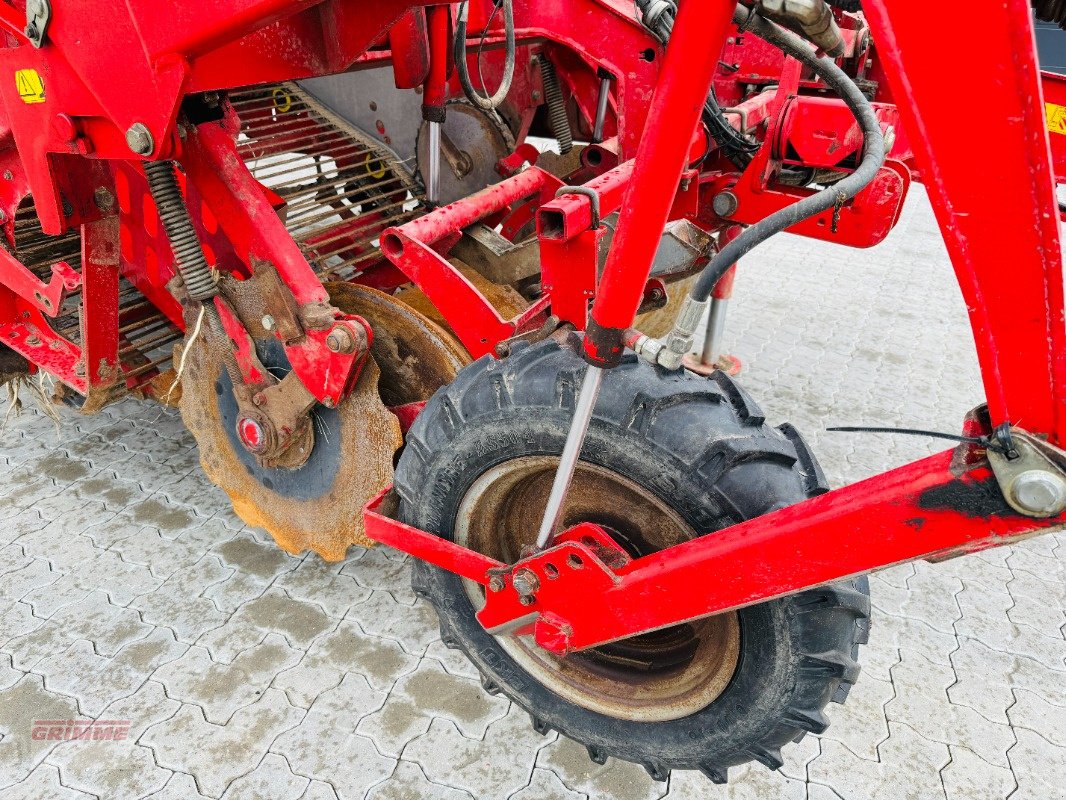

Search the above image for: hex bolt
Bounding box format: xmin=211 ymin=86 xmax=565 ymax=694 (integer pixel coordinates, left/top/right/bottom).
xmin=511 ymin=568 xmax=540 ymax=599
xmin=325 ymin=326 xmax=355 ymax=354
xmin=1010 ymin=469 xmax=1066 ymax=516
xmin=125 ymin=123 xmax=155 ymax=156
xmin=94 ymin=187 xmax=115 ymax=211
xmin=487 ymin=576 xmax=506 ymax=593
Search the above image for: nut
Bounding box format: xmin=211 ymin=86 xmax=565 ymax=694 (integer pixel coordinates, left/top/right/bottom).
xmin=125 ymin=123 xmax=154 ymax=156
xmin=325 ymin=326 xmax=355 ymax=354
xmin=487 ymin=576 xmax=505 ymax=593
xmin=511 ymin=568 xmax=540 ymax=598
xmin=93 ymin=187 xmax=115 ymax=211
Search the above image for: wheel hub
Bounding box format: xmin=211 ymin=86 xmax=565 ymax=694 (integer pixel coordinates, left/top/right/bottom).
xmin=455 ymin=456 xmax=741 ymax=722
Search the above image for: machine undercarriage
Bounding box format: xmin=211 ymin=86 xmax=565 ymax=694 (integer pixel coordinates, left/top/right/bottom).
xmin=0 ymin=0 xmax=1064 ymax=784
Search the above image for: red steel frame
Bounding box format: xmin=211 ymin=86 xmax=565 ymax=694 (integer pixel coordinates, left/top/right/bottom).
xmin=367 ymin=0 xmax=1066 ymax=653
xmin=0 ymin=0 xmax=1060 ymax=651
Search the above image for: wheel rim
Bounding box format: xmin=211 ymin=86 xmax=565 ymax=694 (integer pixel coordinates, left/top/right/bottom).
xmin=455 ymin=456 xmax=741 ymax=722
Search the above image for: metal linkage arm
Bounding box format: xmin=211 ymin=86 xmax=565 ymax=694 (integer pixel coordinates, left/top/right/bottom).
xmin=366 ymin=446 xmax=1063 ymax=655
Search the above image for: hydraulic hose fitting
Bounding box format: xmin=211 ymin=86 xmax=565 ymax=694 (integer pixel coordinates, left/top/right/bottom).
xmin=143 ymin=160 xmax=218 ymax=302
xmin=628 ymin=295 xmax=708 ymax=371
xmin=538 ymin=55 xmax=573 ymax=155
xmin=757 ymin=0 xmax=845 ymax=58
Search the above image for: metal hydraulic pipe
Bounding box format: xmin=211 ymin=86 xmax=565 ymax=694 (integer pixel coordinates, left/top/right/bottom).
xmin=700 ymin=297 xmax=728 ymax=367
xmin=699 ymin=228 xmax=740 ymax=368
xmin=535 ymin=365 xmax=605 ymax=550
xmin=592 ymin=71 xmax=611 ymax=142
xmin=426 ymin=120 xmax=442 ymax=205
xmin=423 ymin=4 xmax=450 ymax=206
xmin=583 ymin=0 xmax=738 ymax=367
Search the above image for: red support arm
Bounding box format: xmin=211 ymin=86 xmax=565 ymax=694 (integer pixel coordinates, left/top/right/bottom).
xmin=862 ymin=0 xmax=1066 ymax=444
xmin=584 ymin=0 xmax=738 ymax=366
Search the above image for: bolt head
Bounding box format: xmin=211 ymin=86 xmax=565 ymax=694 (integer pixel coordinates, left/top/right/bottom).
xmin=125 ymin=123 xmax=154 ymax=156
xmin=325 ymin=326 xmax=355 ymax=354
xmin=1010 ymin=470 xmax=1066 ymax=516
xmin=511 ymin=568 xmax=540 ymax=598
xmin=712 ymin=191 xmax=739 ymax=218
xmin=93 ymin=187 xmax=115 ymax=211
xmin=488 ymin=576 xmax=505 ymax=593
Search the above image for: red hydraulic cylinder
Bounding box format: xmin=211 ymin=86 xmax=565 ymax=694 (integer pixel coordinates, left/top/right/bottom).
xmin=584 ymin=0 xmax=739 ymax=367
xmin=422 ymin=4 xmax=449 ymax=115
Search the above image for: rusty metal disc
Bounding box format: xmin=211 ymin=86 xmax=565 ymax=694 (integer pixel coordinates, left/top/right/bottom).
xmin=324 ymin=281 xmax=470 ymax=404
xmin=179 ymin=285 xmax=465 ymax=561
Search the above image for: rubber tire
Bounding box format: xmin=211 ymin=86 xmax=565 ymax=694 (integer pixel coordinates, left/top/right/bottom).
xmin=397 ymin=334 xmax=871 ymax=783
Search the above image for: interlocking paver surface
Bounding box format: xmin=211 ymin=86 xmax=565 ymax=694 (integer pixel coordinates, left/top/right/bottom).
xmin=1 ymin=186 xmax=1064 ymax=799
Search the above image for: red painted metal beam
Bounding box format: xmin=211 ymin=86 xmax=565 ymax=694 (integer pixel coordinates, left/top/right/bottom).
xmin=366 ymin=447 xmax=1062 ymax=655
xmin=862 ymin=0 xmax=1066 ymax=444
xmin=584 ymin=0 xmax=738 ymax=365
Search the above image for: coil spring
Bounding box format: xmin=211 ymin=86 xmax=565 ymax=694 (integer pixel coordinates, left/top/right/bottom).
xmin=538 ymin=56 xmax=573 ymax=155
xmin=143 ymin=160 xmax=218 ymax=302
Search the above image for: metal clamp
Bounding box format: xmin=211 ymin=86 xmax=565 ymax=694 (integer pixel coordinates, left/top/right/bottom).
xmin=555 ymin=186 xmax=602 ymax=230
xmin=24 ymin=0 xmax=50 ymax=48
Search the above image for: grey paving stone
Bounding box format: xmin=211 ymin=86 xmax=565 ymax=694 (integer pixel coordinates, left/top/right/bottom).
xmin=143 ymin=771 xmax=213 ymax=800
xmin=153 ymin=635 xmax=303 ymax=725
xmin=821 ymin=673 xmax=895 ymax=761
xmin=0 ymin=601 xmax=43 ymax=652
xmin=887 ymin=650 xmax=1016 ymax=768
xmin=535 ymin=734 xmax=664 ymax=800
xmin=36 ymin=629 xmax=186 ymax=717
xmin=366 ymin=761 xmax=476 ymax=800
xmin=47 ymin=734 xmax=172 ymax=799
xmin=808 ymin=722 xmax=950 ymax=800
xmin=345 ymin=590 xmax=440 ymax=656
xmin=273 ymin=620 xmax=419 ymax=709
xmin=1 ymin=763 xmax=96 ymax=800
xmin=1007 ymin=688 xmax=1066 ymax=749
xmin=142 ymin=690 xmax=305 ymax=798
xmin=940 ymin=745 xmax=1016 ymax=800
xmin=407 ymin=711 xmax=546 ymax=800
xmin=0 ymin=673 xmax=81 ymax=789
xmin=271 ymin=675 xmax=393 ymax=800
xmin=509 ymin=767 xmax=588 ymax=800
xmin=219 ymin=752 xmax=310 ymax=800
xmin=272 ymin=561 xmax=372 ymax=619
xmin=1007 ymin=727 xmax=1066 ymax=800
xmin=196 ymin=590 xmax=333 ymax=663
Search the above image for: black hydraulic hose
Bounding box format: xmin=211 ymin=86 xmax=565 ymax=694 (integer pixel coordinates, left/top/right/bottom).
xmin=454 ymin=0 xmax=516 ymax=111
xmin=690 ymin=5 xmax=886 ymax=302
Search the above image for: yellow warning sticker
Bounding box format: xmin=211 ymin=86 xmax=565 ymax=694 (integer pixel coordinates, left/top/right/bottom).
xmin=1047 ymin=102 xmax=1066 ymax=135
xmin=15 ymin=69 xmax=45 ymax=104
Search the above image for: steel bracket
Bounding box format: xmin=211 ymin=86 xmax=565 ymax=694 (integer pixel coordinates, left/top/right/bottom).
xmin=24 ymin=0 xmax=50 ymax=48
xmin=988 ymin=429 xmax=1066 ymax=518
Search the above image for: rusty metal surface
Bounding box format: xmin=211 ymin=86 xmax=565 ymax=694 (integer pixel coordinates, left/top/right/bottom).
xmin=455 ymin=456 xmax=741 ymax=722
xmin=179 ymin=332 xmax=401 ymax=561
xmin=325 ymin=281 xmax=469 ymax=406
xmin=177 ymin=281 xmax=464 ymax=560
